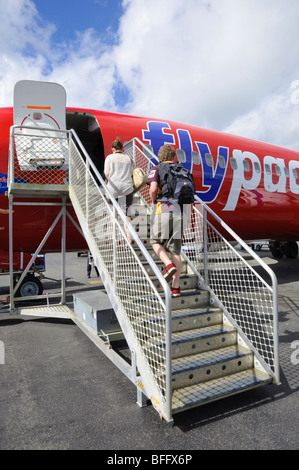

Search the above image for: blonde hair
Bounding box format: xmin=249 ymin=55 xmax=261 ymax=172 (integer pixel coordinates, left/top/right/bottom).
xmin=112 ymin=137 xmax=123 ymax=152
xmin=158 ymin=144 xmax=176 ymax=162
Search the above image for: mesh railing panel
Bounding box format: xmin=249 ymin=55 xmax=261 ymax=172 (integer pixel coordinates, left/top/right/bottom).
xmin=126 ymin=139 xmax=279 ymax=377
xmin=182 ymin=206 xmax=277 ymax=376
xmin=68 ymin=138 xmax=169 ymax=402
xmin=10 ymin=126 xmax=69 ymax=186
xmin=126 ymin=137 xmax=278 ymax=377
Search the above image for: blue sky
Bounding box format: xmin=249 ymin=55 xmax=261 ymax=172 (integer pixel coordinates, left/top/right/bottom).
xmin=34 ymin=0 xmax=123 ymax=44
xmin=1 ymin=0 xmax=299 ymax=150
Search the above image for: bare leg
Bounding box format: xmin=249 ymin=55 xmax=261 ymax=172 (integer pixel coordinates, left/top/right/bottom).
xmin=171 ymin=253 xmax=181 ymax=289
xmin=152 ymin=244 xmax=181 ymax=288
xmin=125 ymin=216 xmax=133 ymax=244
xmin=152 ymin=243 xmax=171 ymax=266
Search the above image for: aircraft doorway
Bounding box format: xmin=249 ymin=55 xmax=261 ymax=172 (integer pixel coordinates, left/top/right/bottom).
xmin=66 ymin=111 xmax=105 ymax=178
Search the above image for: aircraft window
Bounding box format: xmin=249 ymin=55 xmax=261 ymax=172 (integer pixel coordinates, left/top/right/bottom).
xmin=284 ymin=167 xmax=289 ymax=177
xmin=243 ymin=160 xmax=250 ymax=172
xmin=205 ymin=153 xmax=213 ymax=167
xmin=176 ymin=149 xmax=186 ymax=163
xmin=265 ymin=164 xmax=271 ymax=174
xmin=254 ymin=162 xmax=261 ymax=173
xmin=218 ymin=155 xmax=226 ymax=168
xmin=292 ymin=168 xmax=298 ymax=180
xmin=230 ymin=158 xmax=237 ymax=170
xmin=191 ymin=151 xmax=200 ymax=165
xmin=275 ymin=165 xmax=281 ymax=176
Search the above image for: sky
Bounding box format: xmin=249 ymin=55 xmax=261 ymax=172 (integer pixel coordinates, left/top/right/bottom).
xmin=1 ymin=0 xmax=299 ymax=149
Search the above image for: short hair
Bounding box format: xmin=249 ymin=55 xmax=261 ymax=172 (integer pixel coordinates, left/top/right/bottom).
xmin=158 ymin=144 xmax=176 ymax=162
xmin=111 ymin=137 xmax=123 ymax=151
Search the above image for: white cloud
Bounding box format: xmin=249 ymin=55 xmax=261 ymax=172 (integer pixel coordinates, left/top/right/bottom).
xmin=115 ymin=0 xmax=299 ymax=148
xmin=0 ymin=0 xmax=118 ymax=110
xmin=1 ymin=0 xmax=299 ymax=149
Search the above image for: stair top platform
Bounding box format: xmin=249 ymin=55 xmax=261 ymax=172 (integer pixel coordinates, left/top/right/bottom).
xmin=8 ymin=182 xmax=69 ymax=198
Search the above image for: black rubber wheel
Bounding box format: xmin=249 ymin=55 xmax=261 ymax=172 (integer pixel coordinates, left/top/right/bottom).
xmin=15 ymin=274 xmax=43 ymax=297
xmin=269 ymin=242 xmax=284 ymax=258
xmin=284 ymin=241 xmax=298 ymax=259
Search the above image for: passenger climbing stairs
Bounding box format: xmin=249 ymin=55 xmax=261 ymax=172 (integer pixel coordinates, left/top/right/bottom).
xmin=121 ymin=221 xmax=273 ymax=416
xmin=8 ymin=118 xmax=280 ymax=422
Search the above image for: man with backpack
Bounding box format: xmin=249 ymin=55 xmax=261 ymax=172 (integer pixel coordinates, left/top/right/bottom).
xmin=147 ymin=144 xmax=195 ymax=297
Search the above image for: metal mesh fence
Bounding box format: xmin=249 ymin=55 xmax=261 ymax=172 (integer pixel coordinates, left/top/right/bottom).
xmin=68 ymin=138 xmax=170 ymax=404
xmin=10 ymin=126 xmax=69 ymax=186
xmin=125 ymin=138 xmax=278 ymax=380
xmin=182 ymin=206 xmax=277 ymax=376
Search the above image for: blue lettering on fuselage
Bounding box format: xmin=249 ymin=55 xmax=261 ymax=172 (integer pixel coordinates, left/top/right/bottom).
xmin=196 ymin=142 xmax=228 ymax=202
xmin=142 ymin=122 xmax=175 ymax=156
xmin=142 ymin=121 xmax=228 ymax=204
xmin=177 ymin=129 xmax=193 ymax=173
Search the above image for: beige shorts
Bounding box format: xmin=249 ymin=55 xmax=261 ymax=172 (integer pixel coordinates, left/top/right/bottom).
xmin=150 ymin=211 xmax=184 ymax=255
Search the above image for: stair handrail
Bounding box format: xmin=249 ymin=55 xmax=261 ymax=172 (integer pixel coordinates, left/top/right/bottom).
xmin=191 ymin=203 xmax=279 ymax=383
xmin=8 ymin=124 xmax=174 ymax=421
xmin=124 ymin=137 xmax=279 ymax=384
xmin=68 ymin=130 xmax=173 ymax=420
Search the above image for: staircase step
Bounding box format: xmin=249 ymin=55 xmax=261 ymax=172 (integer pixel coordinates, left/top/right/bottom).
xmin=170 ymin=345 xmax=253 ymax=389
xmin=171 ymin=324 xmax=237 ymax=359
xmin=172 ymin=369 xmax=272 ymax=413
xmin=171 ymin=290 xmax=210 ymax=311
xmin=117 ymin=258 xmax=188 ymax=275
xmin=130 ymin=307 xmax=222 ymax=334
xmin=172 ymin=307 xmax=223 ymax=332
xmin=152 ymin=274 xmax=199 ymax=293
xmin=142 ymin=324 xmax=237 ymax=360
xmin=121 ymin=288 xmax=210 ymax=315
xmin=134 ymin=247 xmax=161 ymax=262
xmin=120 ymin=274 xmax=199 ymax=295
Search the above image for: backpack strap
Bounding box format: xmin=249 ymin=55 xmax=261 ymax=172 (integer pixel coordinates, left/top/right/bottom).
xmin=157 ymin=162 xmax=173 ymax=202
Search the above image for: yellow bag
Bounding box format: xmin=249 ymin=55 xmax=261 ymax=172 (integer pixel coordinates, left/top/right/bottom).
xmin=132 ymin=168 xmax=147 ymax=193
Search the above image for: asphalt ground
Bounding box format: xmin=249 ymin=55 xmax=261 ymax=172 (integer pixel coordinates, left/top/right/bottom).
xmin=0 ymin=249 xmax=298 ymax=452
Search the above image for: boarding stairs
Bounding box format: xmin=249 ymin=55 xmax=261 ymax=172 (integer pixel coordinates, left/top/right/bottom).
xmin=8 ymin=126 xmax=280 ymax=422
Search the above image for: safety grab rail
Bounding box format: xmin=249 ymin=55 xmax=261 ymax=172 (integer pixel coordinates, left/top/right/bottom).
xmin=68 ymin=130 xmax=173 ymax=420
xmin=124 ymin=137 xmax=279 ymax=383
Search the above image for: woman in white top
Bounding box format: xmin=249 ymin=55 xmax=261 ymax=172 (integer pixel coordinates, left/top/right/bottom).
xmin=104 ymin=137 xmax=135 ymax=242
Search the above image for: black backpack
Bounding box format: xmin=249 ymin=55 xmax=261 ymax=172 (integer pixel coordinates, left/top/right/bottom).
xmin=157 ymin=162 xmax=195 ymax=206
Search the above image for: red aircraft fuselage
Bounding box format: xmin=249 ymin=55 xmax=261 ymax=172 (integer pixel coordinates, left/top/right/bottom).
xmin=1 ymin=105 xmax=299 ymax=267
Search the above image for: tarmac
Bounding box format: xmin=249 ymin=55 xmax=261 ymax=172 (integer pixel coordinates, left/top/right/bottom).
xmin=0 ymin=249 xmax=298 ymax=452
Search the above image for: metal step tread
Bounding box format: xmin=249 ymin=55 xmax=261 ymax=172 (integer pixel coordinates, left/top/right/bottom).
xmin=171 ymin=344 xmax=252 ymax=374
xmin=121 ymin=289 xmax=209 ymax=308
xmin=152 ymin=274 xmax=199 ymax=291
xmin=172 ymin=368 xmax=272 ymax=413
xmin=171 ymin=290 xmax=210 ymax=310
xmin=171 ymin=323 xmax=236 ymax=345
xmin=172 ymin=307 xmax=223 ymax=332
xmin=170 ymin=344 xmax=254 ymax=389
xmin=18 ymin=304 xmax=72 ymax=318
xmin=172 ymin=306 xmax=222 ymax=320
xmin=118 ymin=273 xmax=198 ymax=288
xmin=129 ymin=306 xmax=221 ymax=332
xmin=142 ymin=323 xmax=236 ymax=353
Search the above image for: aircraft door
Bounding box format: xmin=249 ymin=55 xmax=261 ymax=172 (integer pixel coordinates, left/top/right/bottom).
xmin=13 ymin=80 xmax=68 ymax=171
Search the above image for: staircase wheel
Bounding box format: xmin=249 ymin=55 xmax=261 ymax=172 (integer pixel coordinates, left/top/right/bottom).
xmin=15 ymin=274 xmax=43 ymax=297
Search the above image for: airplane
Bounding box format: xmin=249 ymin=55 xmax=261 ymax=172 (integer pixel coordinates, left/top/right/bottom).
xmin=1 ymin=79 xmax=299 ymax=295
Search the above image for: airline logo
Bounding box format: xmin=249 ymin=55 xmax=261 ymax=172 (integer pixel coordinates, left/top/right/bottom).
xmin=0 ymin=173 xmax=8 ymax=195
xmin=142 ymin=121 xmax=299 ymax=211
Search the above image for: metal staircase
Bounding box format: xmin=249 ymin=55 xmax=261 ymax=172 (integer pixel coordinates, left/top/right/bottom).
xmin=8 ymin=125 xmax=280 ymax=422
